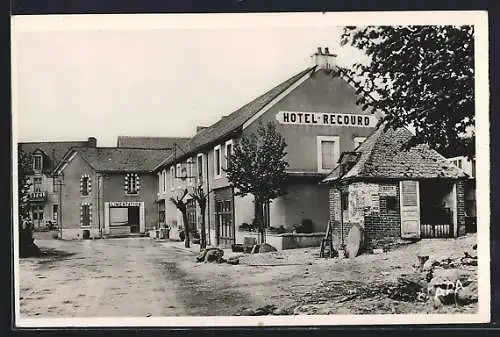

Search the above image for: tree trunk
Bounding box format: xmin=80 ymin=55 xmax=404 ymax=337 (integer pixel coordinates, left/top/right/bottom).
xmin=254 ymin=198 xmax=265 ymax=244
xmin=181 ymin=208 xmax=190 ymax=248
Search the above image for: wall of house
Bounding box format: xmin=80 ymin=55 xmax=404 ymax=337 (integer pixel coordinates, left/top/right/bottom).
xmin=27 ymin=173 xmax=60 ymax=228
xmin=244 ymin=71 xmax=377 ymax=173
xmin=328 ymin=182 xmax=401 ymax=250
xmin=465 ymin=180 xmax=476 ymax=217
xmin=456 ymin=179 xmax=467 ymax=236
xmin=101 ymin=172 xmax=158 ymax=233
xmin=282 ymin=183 xmax=329 ymax=232
xmin=59 ymin=154 xmax=99 ymax=240
xmin=155 ymin=70 xmax=381 ymax=247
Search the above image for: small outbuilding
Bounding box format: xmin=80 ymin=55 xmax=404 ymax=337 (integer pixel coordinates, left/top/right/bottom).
xmin=322 ymin=125 xmax=471 ymax=251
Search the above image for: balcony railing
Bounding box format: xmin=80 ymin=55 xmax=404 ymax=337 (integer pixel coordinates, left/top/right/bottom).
xmin=29 ymin=191 xmax=47 ymax=202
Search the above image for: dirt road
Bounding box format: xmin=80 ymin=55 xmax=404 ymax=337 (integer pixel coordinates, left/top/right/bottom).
xmin=19 ymin=238 xmax=250 ymax=317
xmin=19 ymin=234 xmax=478 ymax=318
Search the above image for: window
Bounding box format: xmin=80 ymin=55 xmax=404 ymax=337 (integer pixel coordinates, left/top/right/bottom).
xmin=162 ymin=170 xmax=167 ymax=192
xmin=225 ymin=140 xmax=233 ymax=171
xmin=33 ymin=177 xmax=42 ymax=192
xmin=80 ymin=175 xmax=91 ymax=196
xmin=52 ymin=178 xmax=58 ymax=193
xmin=33 ymin=155 xmax=42 ymax=172
xmin=341 ymin=191 xmax=349 ymax=211
xmin=197 ymin=153 xmax=204 ymax=185
xmin=385 ymin=196 xmax=398 ymax=212
xmin=457 ymin=159 xmax=463 ymax=169
xmin=32 ymin=205 xmax=43 ymax=221
xmin=317 ymin=136 xmax=340 ymax=172
xmin=214 ymin=145 xmax=222 ymax=178
xmin=170 ymin=166 xmax=175 ymax=189
xmin=81 ymin=203 xmax=91 ymax=227
xmin=186 ymin=159 xmax=194 ymax=184
xmin=53 ymin=204 xmax=58 ymax=221
xmin=353 ymin=137 xmax=366 ymax=149
xmin=176 ymin=164 xmax=182 ymax=186
xmin=125 ymin=173 xmax=139 ymax=195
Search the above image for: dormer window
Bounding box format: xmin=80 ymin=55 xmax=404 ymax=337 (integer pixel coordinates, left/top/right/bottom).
xmin=33 ymin=155 xmax=42 ymax=172
xmin=125 ymin=173 xmax=139 ymax=195
xmin=80 ymin=174 xmax=91 ymax=196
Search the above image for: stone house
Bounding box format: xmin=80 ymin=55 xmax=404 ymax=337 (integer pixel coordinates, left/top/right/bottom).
xmin=18 ymin=137 xmax=97 ymax=229
xmin=322 ymin=125 xmax=471 ymax=250
xmin=54 ymin=147 xmax=169 ymax=239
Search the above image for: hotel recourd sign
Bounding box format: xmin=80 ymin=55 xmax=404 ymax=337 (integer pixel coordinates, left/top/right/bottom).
xmin=276 ymin=111 xmax=377 ymax=127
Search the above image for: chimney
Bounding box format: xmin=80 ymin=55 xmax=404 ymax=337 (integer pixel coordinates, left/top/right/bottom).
xmin=87 ymin=137 xmax=97 ymax=147
xmin=312 ymin=46 xmax=337 ymax=71
xmin=196 ymin=126 xmax=207 ymax=133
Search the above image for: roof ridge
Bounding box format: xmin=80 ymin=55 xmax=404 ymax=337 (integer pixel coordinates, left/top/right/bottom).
xmin=153 ymin=66 xmax=316 ymax=171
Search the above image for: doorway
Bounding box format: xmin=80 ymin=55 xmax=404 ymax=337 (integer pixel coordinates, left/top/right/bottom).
xmin=419 ymin=180 xmax=455 ymax=238
xmin=32 ymin=204 xmax=44 ymax=228
xmin=128 ymin=206 xmax=140 ymax=233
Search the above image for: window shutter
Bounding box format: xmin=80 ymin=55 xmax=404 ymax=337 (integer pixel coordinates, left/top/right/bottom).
xmin=400 ymin=180 xmax=420 ymax=239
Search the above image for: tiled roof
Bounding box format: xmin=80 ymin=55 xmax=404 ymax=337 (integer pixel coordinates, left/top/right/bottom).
xmin=18 ymin=140 xmax=93 ymax=171
xmin=73 ymin=147 xmax=171 ymax=172
xmin=154 ymin=66 xmax=317 ymax=171
xmin=117 ymin=136 xmax=191 ymax=149
xmin=323 ymin=125 xmax=468 ymax=183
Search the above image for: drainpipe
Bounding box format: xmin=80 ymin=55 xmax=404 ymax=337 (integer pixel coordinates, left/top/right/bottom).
xmin=205 ymin=154 xmax=211 ymax=245
xmin=59 ymin=173 xmax=63 ymax=239
xmin=336 ymin=184 xmax=345 ymax=249
xmin=97 ymin=174 xmax=101 ymax=237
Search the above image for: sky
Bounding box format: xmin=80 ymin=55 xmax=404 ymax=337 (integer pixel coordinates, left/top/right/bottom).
xmin=12 ymin=13 xmax=370 ymax=147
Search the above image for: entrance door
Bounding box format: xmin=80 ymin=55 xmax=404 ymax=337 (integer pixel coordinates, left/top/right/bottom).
xmin=399 ymin=180 xmax=421 ymax=239
xmin=128 ymin=206 xmax=140 ymax=233
xmin=32 ymin=205 xmax=44 ymax=228
xmin=187 ymin=199 xmax=197 ymax=232
xmin=216 ymin=199 xmax=234 ymax=246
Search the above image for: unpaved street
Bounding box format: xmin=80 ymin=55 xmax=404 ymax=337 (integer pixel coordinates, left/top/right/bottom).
xmin=19 ymin=235 xmax=478 ymax=317
xmin=19 ymin=238 xmax=250 ymax=317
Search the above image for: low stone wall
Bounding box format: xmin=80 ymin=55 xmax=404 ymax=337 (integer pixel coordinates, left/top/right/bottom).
xmin=237 ymin=231 xmax=325 ymax=250
xmin=60 ymin=228 xmax=100 ymax=240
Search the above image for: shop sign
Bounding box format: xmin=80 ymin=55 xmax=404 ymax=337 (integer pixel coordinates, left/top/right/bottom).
xmin=109 ymin=201 xmax=142 ymax=207
xmin=276 ymin=111 xmax=377 ymax=127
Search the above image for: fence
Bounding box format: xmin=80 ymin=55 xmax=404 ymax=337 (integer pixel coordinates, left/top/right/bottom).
xmin=420 ymin=223 xmax=454 ymax=238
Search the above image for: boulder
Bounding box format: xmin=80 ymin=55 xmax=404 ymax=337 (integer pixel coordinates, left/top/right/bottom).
xmin=272 ymin=306 xmax=292 ymax=315
xmin=456 ymin=282 xmax=478 ymax=305
xmin=259 ymin=243 xmax=278 ymax=253
xmin=346 ymin=224 xmax=365 ymax=258
xmin=197 ymin=247 xmax=224 ymax=263
xmin=240 ymin=308 xmax=255 ymax=316
xmin=388 ymin=273 xmax=428 ymax=301
xmin=227 ymin=257 xmax=240 ymax=265
xmin=461 ymin=257 xmax=478 ymax=266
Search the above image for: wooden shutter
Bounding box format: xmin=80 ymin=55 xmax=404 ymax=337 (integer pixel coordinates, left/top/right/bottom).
xmin=399 ymin=180 xmax=421 ymax=239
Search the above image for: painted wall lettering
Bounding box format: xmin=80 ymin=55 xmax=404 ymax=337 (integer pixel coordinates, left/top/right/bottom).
xmin=276 ymin=111 xmax=376 ymax=127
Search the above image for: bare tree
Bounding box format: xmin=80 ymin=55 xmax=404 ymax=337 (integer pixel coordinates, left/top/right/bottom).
xmin=169 ymin=188 xmax=191 ymax=248
xmin=190 ymin=185 xmax=207 ymax=250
